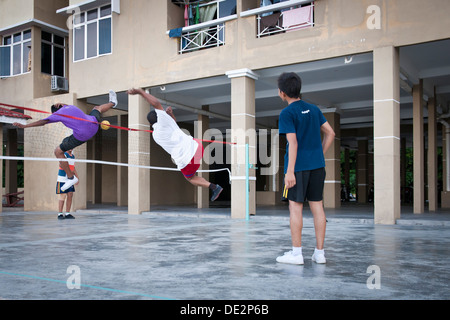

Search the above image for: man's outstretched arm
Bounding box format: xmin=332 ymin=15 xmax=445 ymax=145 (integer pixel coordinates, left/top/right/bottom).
xmin=13 ymin=119 xmax=49 ymax=129
xmin=127 ymin=88 xmax=164 ymax=110
xmin=165 ymin=106 xmax=176 ymax=122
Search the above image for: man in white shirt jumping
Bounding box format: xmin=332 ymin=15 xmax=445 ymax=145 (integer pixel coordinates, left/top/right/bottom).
xmin=127 ymin=88 xmax=223 ymax=202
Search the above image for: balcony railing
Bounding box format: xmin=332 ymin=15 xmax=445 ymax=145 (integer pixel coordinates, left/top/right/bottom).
xmin=180 ymin=24 xmax=225 ymax=53
xmin=167 ymin=14 xmax=237 ymax=54
xmin=240 ymin=0 xmax=314 ymax=38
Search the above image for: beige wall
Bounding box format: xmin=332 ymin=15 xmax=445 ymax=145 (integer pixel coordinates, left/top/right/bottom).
xmin=66 ymin=0 xmax=450 ymax=99
xmin=0 ymin=0 xmax=70 ymax=105
xmin=34 ymin=0 xmax=69 ymax=29
xmin=0 ymin=73 xmax=33 ymax=107
xmin=0 ymin=0 xmax=33 ymax=30
xmin=3 ymin=0 xmax=450 ymax=103
xmin=3 ymin=0 xmax=450 ymax=212
xmin=23 ymin=93 xmax=87 ymax=212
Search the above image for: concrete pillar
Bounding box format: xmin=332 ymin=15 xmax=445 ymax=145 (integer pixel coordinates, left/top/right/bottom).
xmin=401 ymin=138 xmax=407 ymax=203
xmin=373 ymin=46 xmax=401 ymax=224
xmin=128 ymin=93 xmax=151 ymax=215
xmin=442 ymin=123 xmax=447 ymax=192
xmin=0 ymin=123 xmax=2 ymax=213
xmin=269 ymin=129 xmax=280 ymax=193
xmin=5 ymin=129 xmax=18 ymax=194
xmin=226 ymin=68 xmax=258 ymax=219
xmin=117 ymin=115 xmax=128 ymax=206
xmin=357 ymin=138 xmax=368 ymax=203
xmin=195 ymin=106 xmax=210 ymax=208
xmin=343 ymin=147 xmax=350 ymax=201
xmin=93 ymin=130 xmax=102 ymax=204
xmin=441 ymin=122 xmax=450 ymax=207
xmin=413 ymin=80 xmax=424 ymax=214
xmin=368 ymin=148 xmax=374 ymax=202
xmin=323 ymin=110 xmax=340 ymax=208
xmin=427 ymin=97 xmax=437 ymax=211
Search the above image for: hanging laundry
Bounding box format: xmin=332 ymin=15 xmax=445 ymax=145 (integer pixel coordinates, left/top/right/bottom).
xmin=195 ymin=3 xmax=200 ymax=24
xmin=169 ymin=27 xmax=183 ymax=38
xmin=282 ymin=5 xmax=312 ymax=31
xmin=261 ymin=12 xmax=281 ymax=29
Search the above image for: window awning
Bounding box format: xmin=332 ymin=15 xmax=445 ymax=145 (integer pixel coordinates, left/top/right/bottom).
xmin=0 ymin=107 xmax=32 ymax=125
xmin=0 ymin=19 xmax=68 ymax=37
xmin=56 ymin=0 xmax=120 ymax=15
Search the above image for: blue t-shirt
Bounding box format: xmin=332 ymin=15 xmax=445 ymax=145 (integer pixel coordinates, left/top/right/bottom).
xmin=279 ymin=100 xmax=327 ymax=173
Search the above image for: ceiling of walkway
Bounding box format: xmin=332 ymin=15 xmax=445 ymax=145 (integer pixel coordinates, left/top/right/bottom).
xmin=89 ymin=38 xmax=450 ymax=149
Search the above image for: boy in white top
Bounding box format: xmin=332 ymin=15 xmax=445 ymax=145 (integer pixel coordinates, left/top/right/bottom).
xmin=152 ymin=108 xmax=198 ymax=170
xmin=127 ymin=88 xmax=223 ymax=202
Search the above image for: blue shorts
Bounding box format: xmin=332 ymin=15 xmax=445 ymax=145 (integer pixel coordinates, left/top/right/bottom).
xmin=56 ymin=181 xmax=75 ymax=194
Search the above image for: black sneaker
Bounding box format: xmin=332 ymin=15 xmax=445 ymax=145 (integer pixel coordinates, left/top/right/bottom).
xmin=210 ymin=185 xmax=223 ymax=202
xmin=65 ymin=214 xmax=75 ymax=219
xmin=58 ymin=214 xmax=65 ymax=220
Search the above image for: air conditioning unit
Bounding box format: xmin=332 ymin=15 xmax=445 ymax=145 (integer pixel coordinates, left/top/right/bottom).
xmin=51 ymin=76 xmax=69 ymax=92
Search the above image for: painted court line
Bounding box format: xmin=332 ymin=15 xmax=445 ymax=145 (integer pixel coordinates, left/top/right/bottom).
xmin=0 ymin=270 xmax=175 ymax=300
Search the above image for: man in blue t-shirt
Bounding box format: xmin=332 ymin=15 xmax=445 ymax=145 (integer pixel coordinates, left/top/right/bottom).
xmin=276 ymin=72 xmax=335 ymax=265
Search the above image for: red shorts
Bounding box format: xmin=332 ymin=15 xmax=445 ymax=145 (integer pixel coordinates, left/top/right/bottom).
xmin=181 ymin=139 xmax=204 ymax=179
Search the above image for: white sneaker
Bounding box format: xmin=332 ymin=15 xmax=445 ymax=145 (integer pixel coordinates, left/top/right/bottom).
xmin=61 ymin=176 xmax=78 ymax=192
xmin=276 ymin=251 xmax=304 ymax=265
xmin=109 ymin=90 xmax=118 ymax=108
xmin=311 ymin=251 xmax=326 ymax=264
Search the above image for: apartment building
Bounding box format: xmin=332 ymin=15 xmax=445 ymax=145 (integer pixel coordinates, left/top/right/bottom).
xmin=1 ymin=0 xmax=449 ymax=224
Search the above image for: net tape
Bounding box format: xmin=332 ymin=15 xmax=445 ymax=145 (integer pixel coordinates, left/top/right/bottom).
xmin=0 ymin=155 xmax=232 ymax=183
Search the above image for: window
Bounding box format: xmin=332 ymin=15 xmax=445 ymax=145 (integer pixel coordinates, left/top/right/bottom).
xmin=171 ymin=0 xmax=236 ymax=54
xmin=219 ymin=0 xmax=237 ymax=18
xmin=73 ymin=4 xmax=112 ymax=61
xmin=41 ymin=31 xmax=66 ymax=77
xmin=0 ymin=29 xmax=31 ymax=77
xmin=178 ymin=0 xmax=236 ymax=26
xmin=171 ymin=0 xmax=236 ymax=27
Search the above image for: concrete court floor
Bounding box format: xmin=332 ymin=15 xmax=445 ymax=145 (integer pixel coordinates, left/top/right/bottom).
xmin=0 ymin=204 xmax=449 ymax=301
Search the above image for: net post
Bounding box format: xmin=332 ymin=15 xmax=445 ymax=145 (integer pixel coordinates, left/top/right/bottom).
xmin=245 ymin=142 xmax=249 ymax=221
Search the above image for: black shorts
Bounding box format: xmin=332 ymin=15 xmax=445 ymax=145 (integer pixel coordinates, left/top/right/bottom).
xmin=59 ymin=109 xmax=101 ymax=152
xmin=90 ymin=109 xmax=101 ymax=122
xmin=60 ymin=135 xmax=85 ymax=152
xmin=282 ymin=167 xmax=326 ymax=203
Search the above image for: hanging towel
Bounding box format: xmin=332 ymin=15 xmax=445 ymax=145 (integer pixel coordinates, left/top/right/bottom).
xmin=169 ymin=27 xmax=183 ymax=38
xmin=282 ymin=5 xmax=312 ymax=31
xmin=195 ymin=4 xmax=200 ymax=24
xmin=184 ymin=5 xmax=189 ymax=27
xmin=261 ymin=12 xmax=281 ymax=30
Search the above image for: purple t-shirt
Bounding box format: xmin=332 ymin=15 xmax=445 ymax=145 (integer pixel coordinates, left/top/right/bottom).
xmin=44 ymin=105 xmax=99 ymax=141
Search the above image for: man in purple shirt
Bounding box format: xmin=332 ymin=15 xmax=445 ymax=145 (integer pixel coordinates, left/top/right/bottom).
xmin=13 ymin=90 xmax=118 ymax=192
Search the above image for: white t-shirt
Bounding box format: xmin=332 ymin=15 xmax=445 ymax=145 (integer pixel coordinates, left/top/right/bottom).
xmin=152 ymin=109 xmax=198 ymax=170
